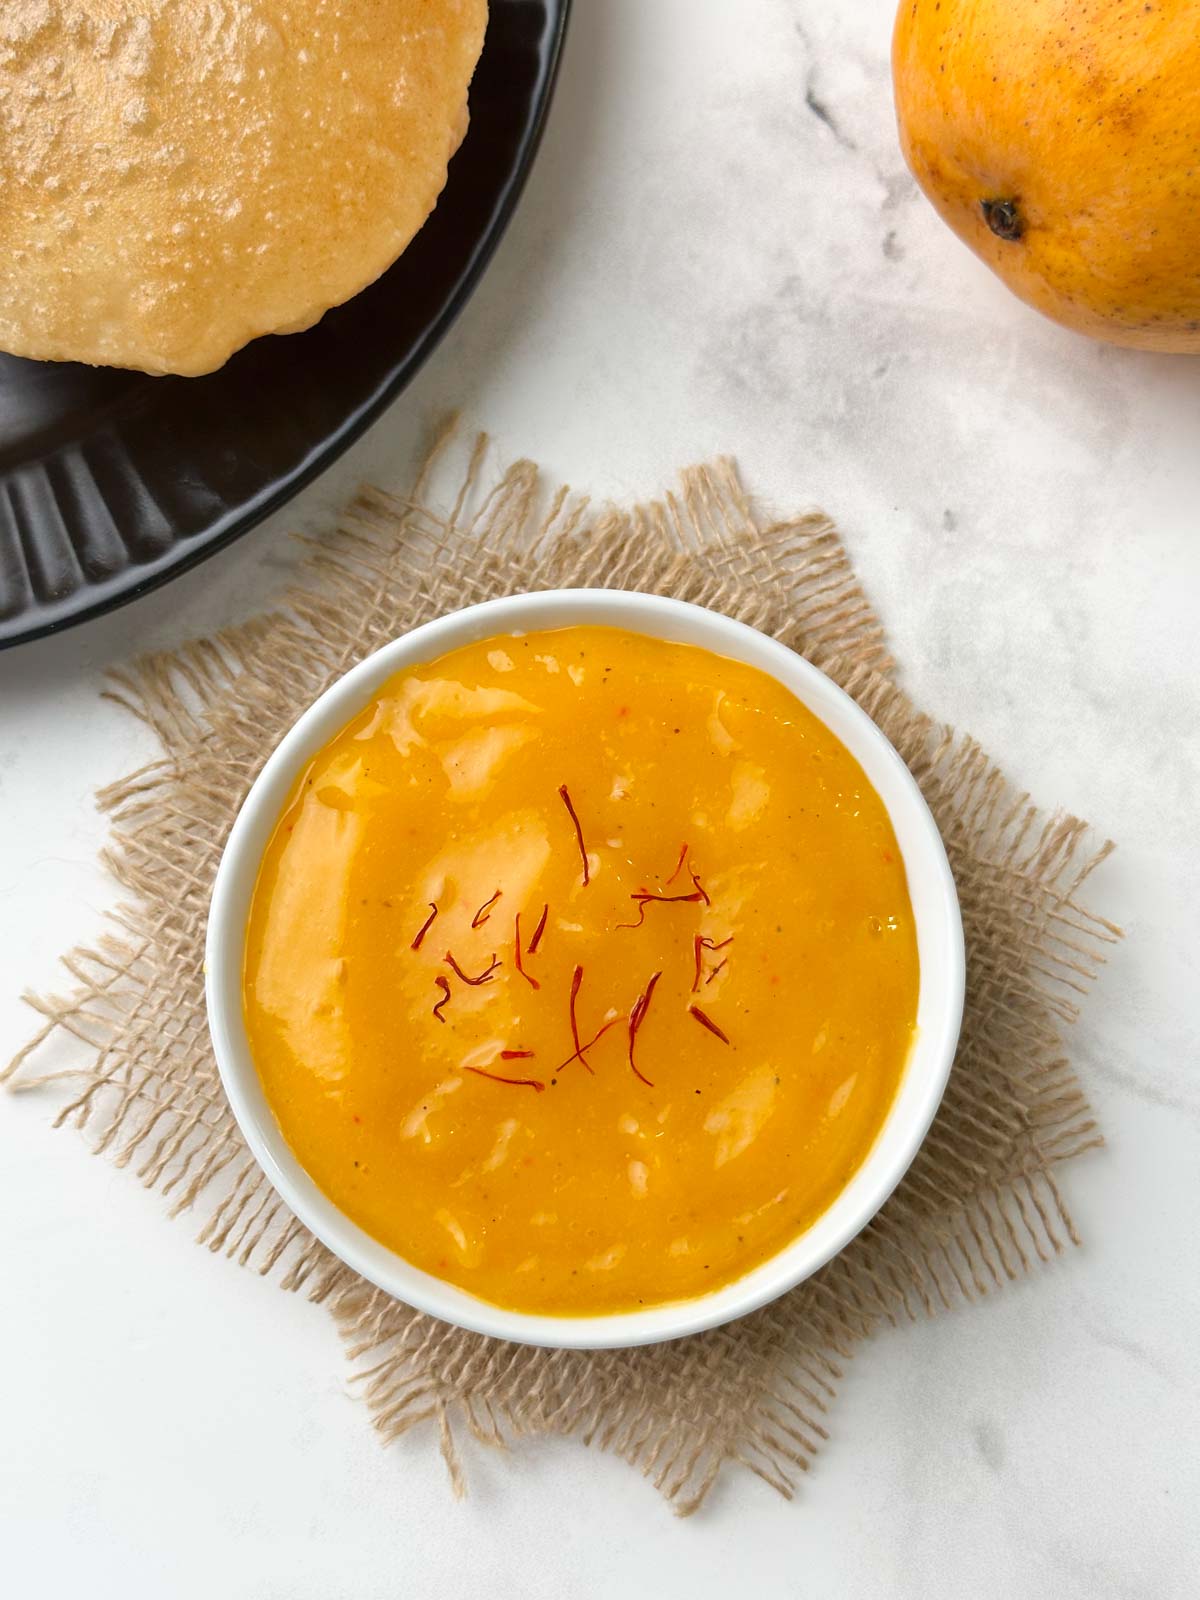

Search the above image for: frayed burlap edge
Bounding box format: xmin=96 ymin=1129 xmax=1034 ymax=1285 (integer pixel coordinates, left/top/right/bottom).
xmin=5 ymin=417 xmax=1117 ymax=1514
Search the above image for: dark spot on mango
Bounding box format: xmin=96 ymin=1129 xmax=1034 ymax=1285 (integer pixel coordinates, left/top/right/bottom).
xmin=981 ymin=197 xmax=1024 ymax=240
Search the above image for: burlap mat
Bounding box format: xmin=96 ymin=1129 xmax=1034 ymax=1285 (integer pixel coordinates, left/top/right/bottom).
xmin=5 ymin=420 xmax=1118 ymax=1514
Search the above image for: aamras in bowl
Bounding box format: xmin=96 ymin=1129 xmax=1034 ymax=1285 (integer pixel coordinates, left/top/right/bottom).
xmin=206 ymin=591 xmax=964 ymax=1349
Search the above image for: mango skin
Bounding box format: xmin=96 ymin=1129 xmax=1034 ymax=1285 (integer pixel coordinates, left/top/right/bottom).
xmin=893 ymin=0 xmax=1200 ymax=352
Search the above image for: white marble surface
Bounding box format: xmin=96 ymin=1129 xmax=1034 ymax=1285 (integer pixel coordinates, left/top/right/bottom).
xmin=2 ymin=2 xmax=1198 ymax=1593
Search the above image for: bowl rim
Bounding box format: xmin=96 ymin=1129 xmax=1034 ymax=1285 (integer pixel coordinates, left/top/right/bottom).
xmin=206 ymin=589 xmax=965 ymax=1349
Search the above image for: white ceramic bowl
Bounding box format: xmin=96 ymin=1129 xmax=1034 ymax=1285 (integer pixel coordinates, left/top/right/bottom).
xmin=207 ymin=590 xmax=964 ymax=1349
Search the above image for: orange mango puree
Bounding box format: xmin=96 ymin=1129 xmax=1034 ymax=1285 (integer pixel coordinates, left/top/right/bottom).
xmin=243 ymin=626 xmax=919 ymax=1315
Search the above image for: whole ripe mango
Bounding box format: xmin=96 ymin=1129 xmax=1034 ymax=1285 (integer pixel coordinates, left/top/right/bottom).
xmin=893 ymin=0 xmax=1200 ymax=352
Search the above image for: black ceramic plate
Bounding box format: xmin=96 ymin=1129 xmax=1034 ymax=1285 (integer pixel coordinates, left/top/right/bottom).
xmin=0 ymin=0 xmax=569 ymax=649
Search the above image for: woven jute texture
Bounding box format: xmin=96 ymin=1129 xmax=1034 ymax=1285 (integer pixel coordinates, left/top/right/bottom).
xmin=5 ymin=422 xmax=1118 ymax=1514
